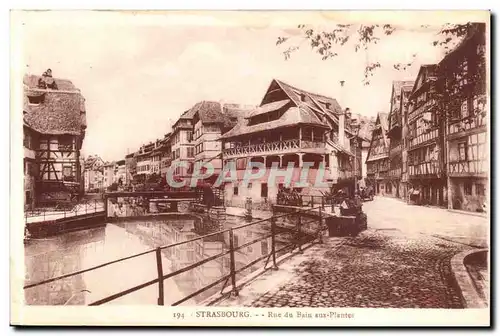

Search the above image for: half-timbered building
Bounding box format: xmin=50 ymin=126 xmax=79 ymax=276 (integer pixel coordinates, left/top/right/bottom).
xmin=192 ymin=101 xmax=255 ymax=184
xmin=365 ymin=112 xmax=390 ymax=195
xmin=23 ymin=70 xmax=87 ymax=206
xmin=406 ymin=64 xmax=447 ymax=206
xmin=220 ymin=79 xmax=362 ymax=210
xmin=386 ymin=80 xmax=415 ymax=199
xmin=438 ymin=23 xmax=487 ymax=212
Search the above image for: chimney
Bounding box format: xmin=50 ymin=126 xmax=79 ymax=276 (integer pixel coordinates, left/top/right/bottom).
xmin=338 ymin=81 xmax=346 ymax=148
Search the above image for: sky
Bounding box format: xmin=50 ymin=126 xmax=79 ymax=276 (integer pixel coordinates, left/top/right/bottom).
xmin=16 ymin=11 xmax=455 ymax=162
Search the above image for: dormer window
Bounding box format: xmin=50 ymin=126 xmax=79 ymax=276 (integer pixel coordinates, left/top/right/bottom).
xmin=300 ymin=93 xmax=306 ymax=102
xmin=27 ymin=94 xmax=45 ymax=105
xmin=325 ymin=102 xmax=331 ymax=110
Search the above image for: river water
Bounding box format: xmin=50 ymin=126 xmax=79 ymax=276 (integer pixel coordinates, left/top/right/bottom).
xmin=24 ymin=214 xmax=299 ymax=306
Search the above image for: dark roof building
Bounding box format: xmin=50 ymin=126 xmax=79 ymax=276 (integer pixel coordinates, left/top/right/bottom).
xmin=23 ymin=73 xmax=87 ymax=136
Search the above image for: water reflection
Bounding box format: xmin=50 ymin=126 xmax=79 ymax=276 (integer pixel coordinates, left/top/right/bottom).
xmin=24 ymin=213 xmax=299 ymax=305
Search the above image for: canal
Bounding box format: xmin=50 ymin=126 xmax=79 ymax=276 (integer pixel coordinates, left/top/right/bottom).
xmin=24 ymin=213 xmax=302 ymax=306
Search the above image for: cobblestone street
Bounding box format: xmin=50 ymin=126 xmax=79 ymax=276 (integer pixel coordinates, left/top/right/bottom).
xmin=216 ymin=197 xmax=488 ymax=308
xmin=249 ymin=230 xmax=466 ymax=308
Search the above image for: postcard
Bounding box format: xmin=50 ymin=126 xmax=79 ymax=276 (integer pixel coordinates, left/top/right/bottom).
xmin=10 ymin=10 xmax=490 ymax=327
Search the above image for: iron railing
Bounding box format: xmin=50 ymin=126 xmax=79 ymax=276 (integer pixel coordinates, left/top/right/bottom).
xmin=23 ymin=206 xmax=327 ymax=306
xmin=25 ymin=200 xmax=105 ymax=224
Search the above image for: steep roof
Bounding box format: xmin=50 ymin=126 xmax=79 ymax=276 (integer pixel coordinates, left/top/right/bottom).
xmin=274 ymin=79 xmax=343 ymax=125
xmin=247 ymin=99 xmax=290 ymax=118
xmin=392 ymin=80 xmax=415 ymax=97
xmin=221 ymin=79 xmax=338 ymax=139
xmin=84 ymin=155 xmax=104 ymax=170
xmin=191 ymin=101 xmax=225 ymax=124
xmin=222 ymin=104 xmax=255 ymax=132
xmin=366 ymin=112 xmax=390 ymax=162
xmin=178 ymin=107 xmax=197 ymax=120
xmin=410 ymin=64 xmax=438 ymax=98
xmin=23 ymin=73 xmax=86 ymax=136
xmin=221 ymin=106 xmax=329 ymax=139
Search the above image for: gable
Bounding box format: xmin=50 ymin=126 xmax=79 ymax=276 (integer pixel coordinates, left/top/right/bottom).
xmin=366 ymin=113 xmax=390 ymax=162
xmin=413 ymin=71 xmax=425 ymax=93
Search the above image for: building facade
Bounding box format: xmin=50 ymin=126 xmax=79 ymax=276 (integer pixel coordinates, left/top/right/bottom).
xmin=159 ymin=133 xmax=173 ymax=182
xmin=171 ymin=110 xmax=195 ymax=179
xmin=83 ymin=155 xmax=104 ymax=193
xmin=23 ymin=125 xmax=38 ymax=209
xmin=406 ymin=64 xmax=447 ymax=206
xmin=439 ymin=23 xmax=487 ymax=212
xmin=386 ymin=81 xmax=415 ymax=199
xmin=366 ymin=112 xmax=390 ymax=195
xmin=102 ymin=161 xmax=116 ymax=189
xmin=23 ymin=70 xmax=87 ymax=206
xmin=220 ymin=79 xmax=362 ymax=210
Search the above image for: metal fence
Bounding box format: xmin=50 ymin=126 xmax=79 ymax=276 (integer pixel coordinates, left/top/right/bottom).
xmin=23 ymin=205 xmax=327 ymax=306
xmin=25 ymin=200 xmax=105 ymax=224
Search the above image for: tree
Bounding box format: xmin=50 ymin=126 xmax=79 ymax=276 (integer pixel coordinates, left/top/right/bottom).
xmin=276 ymin=22 xmax=478 ymax=85
xmin=277 ymin=22 xmax=486 ymax=121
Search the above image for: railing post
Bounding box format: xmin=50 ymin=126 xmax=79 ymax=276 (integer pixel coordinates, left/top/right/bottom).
xmin=318 ymin=206 xmax=324 ymax=244
xmin=297 ymin=215 xmax=303 ymax=253
xmin=155 ymin=247 xmax=165 ymax=305
xmin=311 ymin=196 xmax=314 ymax=208
xmin=321 ymin=196 xmax=324 ymax=210
xmin=94 ymin=200 xmax=97 ymax=212
xmin=270 ymin=217 xmax=279 ymax=270
xmin=228 ymin=229 xmax=239 ymax=296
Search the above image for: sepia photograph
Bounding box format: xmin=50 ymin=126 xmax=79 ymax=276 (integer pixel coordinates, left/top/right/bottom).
xmin=10 ymin=10 xmax=490 ymax=326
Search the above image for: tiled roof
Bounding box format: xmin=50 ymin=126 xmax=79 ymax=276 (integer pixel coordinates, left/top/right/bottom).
xmin=247 ymin=99 xmax=290 ymax=118
xmin=221 ymin=79 xmax=338 ymax=139
xmin=23 ymin=74 xmax=86 ymax=135
xmin=191 ymin=101 xmax=225 ymax=124
xmin=220 ymin=106 xmax=328 ymax=139
xmin=392 ymin=80 xmax=415 ymax=96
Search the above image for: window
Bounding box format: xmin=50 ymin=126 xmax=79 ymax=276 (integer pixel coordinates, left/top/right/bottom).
xmin=248 ymin=182 xmax=252 ymax=189
xmin=458 ymin=142 xmax=468 ymax=161
xmin=187 ymin=147 xmax=194 ymax=158
xmin=464 ymin=182 xmax=472 ymax=195
xmin=261 ymin=183 xmax=268 ymax=198
xmin=63 ymin=165 xmax=73 ymax=177
xmin=27 ymin=94 xmax=44 ymax=105
xmin=186 ymin=131 xmax=193 ymax=142
xmin=58 ymin=136 xmax=73 ymax=151
xmin=233 ymin=235 xmax=239 ymax=248
xmin=461 ymin=100 xmax=469 ymax=119
xmin=476 ymin=183 xmax=485 ymax=196
xmin=233 ymin=186 xmax=239 ymax=196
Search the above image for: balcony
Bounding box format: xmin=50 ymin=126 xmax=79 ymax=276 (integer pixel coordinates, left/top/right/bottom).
xmin=409 ymin=128 xmax=439 ymax=149
xmin=408 ymin=99 xmax=437 ymax=123
xmin=448 ymin=113 xmax=487 ymax=139
xmin=408 ymin=160 xmax=441 ymax=178
xmin=222 ymin=139 xmax=324 ymax=158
